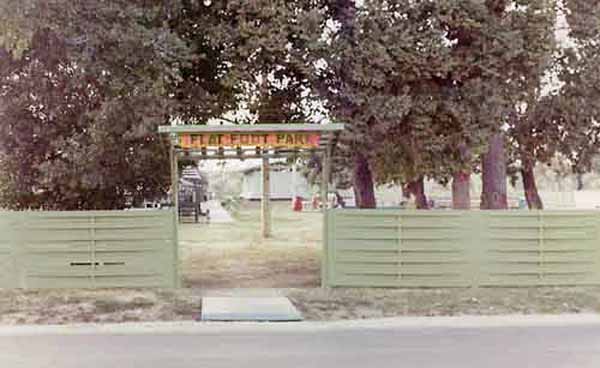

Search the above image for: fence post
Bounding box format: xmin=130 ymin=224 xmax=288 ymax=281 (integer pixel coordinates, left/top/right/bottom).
xmin=15 ymin=213 xmax=25 ymax=289
xmin=320 ymin=144 xmax=333 ymax=287
xmin=169 ymin=138 xmax=181 ymax=288
xmin=538 ymin=210 xmax=544 ymax=283
xmin=261 ymin=157 xmax=272 ymax=238
xmin=468 ymin=211 xmax=486 ymax=288
xmin=321 ymin=209 xmax=330 ymax=287
xmin=172 ymin=208 xmax=181 ymax=288
xmin=397 ymin=212 xmax=403 ymax=286
xmin=6 ymin=213 xmax=23 ymax=288
xmin=90 ymin=214 xmax=96 ymax=289
xmin=596 ymin=213 xmax=600 ymax=284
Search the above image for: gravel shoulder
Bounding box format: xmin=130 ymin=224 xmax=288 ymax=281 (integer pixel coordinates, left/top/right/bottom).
xmin=1 ymin=286 xmax=600 ymax=325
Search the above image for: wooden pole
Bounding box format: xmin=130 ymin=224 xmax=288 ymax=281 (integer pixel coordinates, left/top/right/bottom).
xmin=261 ymin=157 xmax=272 ymax=238
xmin=321 ymin=144 xmax=332 ymax=287
xmin=291 ymin=158 xmax=297 ymax=202
xmin=170 ymin=146 xmax=179 ymax=218
xmin=321 ymin=149 xmax=331 ymax=213
xmin=169 ymin=138 xmax=180 ymax=287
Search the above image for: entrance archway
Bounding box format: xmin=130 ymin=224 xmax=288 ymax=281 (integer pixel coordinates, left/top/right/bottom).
xmin=159 ymin=124 xmax=344 ymax=287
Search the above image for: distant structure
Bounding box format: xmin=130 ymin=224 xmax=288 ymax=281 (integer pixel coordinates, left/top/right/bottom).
xmin=240 ymin=162 xmax=311 ymax=200
xmin=178 ymin=165 xmax=209 ymax=222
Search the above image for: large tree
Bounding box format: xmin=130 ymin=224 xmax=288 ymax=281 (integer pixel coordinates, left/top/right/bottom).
xmin=508 ymin=0 xmax=600 ymax=210
xmin=554 ymin=0 xmax=600 ymax=183
xmin=168 ymin=0 xmax=326 ymax=125
xmin=0 ymin=1 xmax=190 ymax=209
xmin=366 ymin=1 xmax=543 ymax=210
xmin=1 ymin=0 xmax=332 ymax=209
xmin=318 ymin=0 xmax=377 ymax=208
xmin=317 ymin=0 xmax=460 ymax=208
xmin=504 ymin=0 xmax=558 ymax=210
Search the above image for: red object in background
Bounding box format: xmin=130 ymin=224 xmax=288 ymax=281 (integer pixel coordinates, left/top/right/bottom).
xmin=312 ymin=195 xmax=320 ymax=210
xmin=293 ymin=196 xmax=303 ymax=212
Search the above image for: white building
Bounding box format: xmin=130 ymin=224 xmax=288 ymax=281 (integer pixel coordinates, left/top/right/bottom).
xmin=240 ymin=162 xmax=312 ymax=200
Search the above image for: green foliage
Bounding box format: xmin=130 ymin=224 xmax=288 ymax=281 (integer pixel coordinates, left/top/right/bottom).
xmin=0 ymin=0 xmax=186 ymax=209
xmin=552 ymin=0 xmax=600 ymax=174
xmin=504 ymin=0 xmax=558 ymax=170
xmin=319 ymin=1 xmax=548 ymax=188
xmin=2 ymin=0 xmax=598 ymax=211
xmin=0 ymin=0 xmax=329 ymax=209
xmin=170 ymin=0 xmax=326 ymax=124
xmin=507 ymin=0 xmax=600 ymax=180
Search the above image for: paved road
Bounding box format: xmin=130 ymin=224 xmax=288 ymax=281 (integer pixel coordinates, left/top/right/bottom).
xmin=1 ymin=316 xmax=600 ymax=368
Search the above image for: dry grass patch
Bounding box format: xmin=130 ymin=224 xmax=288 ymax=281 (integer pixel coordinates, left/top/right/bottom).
xmin=180 ymin=201 xmax=322 ymax=289
xmin=182 ymin=246 xmax=320 ymax=288
xmin=286 ymin=287 xmax=600 ymax=320
xmin=0 ymin=289 xmax=200 ymax=325
xmin=2 ymin=286 xmax=600 ymax=325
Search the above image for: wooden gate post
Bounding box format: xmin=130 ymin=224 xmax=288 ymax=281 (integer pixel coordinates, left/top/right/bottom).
xmin=169 ymin=135 xmax=180 ymax=287
xmin=261 ymin=157 xmax=272 ymax=238
xmin=321 ymin=143 xmax=332 ymax=287
xmin=170 ymin=141 xmax=179 ymax=216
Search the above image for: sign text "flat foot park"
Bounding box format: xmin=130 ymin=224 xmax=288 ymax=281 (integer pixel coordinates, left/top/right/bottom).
xmin=179 ymin=133 xmax=321 ymax=149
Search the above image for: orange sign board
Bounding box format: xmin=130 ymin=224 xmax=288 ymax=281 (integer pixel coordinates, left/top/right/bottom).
xmin=179 ymin=133 xmax=321 ymax=149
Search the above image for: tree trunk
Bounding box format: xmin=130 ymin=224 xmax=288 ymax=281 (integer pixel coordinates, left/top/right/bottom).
xmin=576 ymin=173 xmax=584 ymax=191
xmin=480 ymin=133 xmax=508 ymax=209
xmin=352 ymin=185 xmax=360 ymax=207
xmin=452 ymin=171 xmax=471 ymax=209
xmin=332 ymin=0 xmax=357 ymax=35
xmin=407 ymin=176 xmax=429 ymax=209
xmin=334 ymin=191 xmax=346 ymax=208
xmin=352 ymin=153 xmax=376 ymax=208
xmin=521 ymin=164 xmax=543 ymax=210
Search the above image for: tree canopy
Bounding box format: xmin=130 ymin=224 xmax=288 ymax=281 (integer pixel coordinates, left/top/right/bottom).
xmin=0 ymin=1 xmax=188 ymax=209
xmin=1 ymin=0 xmax=599 ymax=210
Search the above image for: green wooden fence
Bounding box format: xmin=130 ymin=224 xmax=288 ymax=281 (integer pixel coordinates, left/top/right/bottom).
xmin=324 ymin=209 xmax=600 ymax=288
xmin=0 ymin=210 xmax=178 ymax=289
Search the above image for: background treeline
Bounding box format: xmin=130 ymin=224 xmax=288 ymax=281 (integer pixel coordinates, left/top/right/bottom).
xmin=0 ymin=0 xmax=598 ymax=210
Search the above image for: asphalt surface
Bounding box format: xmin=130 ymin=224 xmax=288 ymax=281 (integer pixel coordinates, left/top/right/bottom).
xmin=1 ymin=316 xmax=600 ymax=368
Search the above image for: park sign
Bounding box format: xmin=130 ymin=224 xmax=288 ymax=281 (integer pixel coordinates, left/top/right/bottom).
xmin=179 ymin=132 xmax=321 ymax=149
xmin=158 ymin=123 xmax=345 ymax=151
xmin=159 ymin=123 xmax=344 ymax=244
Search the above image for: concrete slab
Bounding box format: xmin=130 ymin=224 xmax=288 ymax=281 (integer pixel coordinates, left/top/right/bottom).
xmin=201 ymin=297 xmax=303 ymax=322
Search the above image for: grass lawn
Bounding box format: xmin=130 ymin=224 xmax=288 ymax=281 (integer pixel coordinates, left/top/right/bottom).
xmin=2 ymin=201 xmax=600 ymax=325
